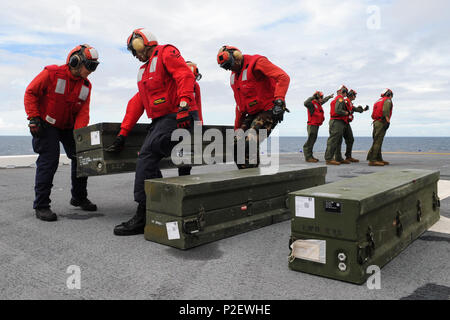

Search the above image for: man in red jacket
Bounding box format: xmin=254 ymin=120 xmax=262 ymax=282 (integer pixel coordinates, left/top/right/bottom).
xmin=334 ymin=89 xmax=369 ymax=163
xmin=177 ymin=61 xmax=203 ymax=177
xmin=24 ymin=44 xmax=99 ymax=222
xmin=178 ymin=61 xmax=203 ymax=177
xmin=367 ymin=89 xmax=394 ymax=166
xmin=302 ymin=91 xmax=334 ymax=162
xmin=217 ymin=45 xmax=290 ymax=169
xmin=106 ymin=28 xmax=197 ymax=236
xmin=324 ymin=85 xmax=350 ymax=165
xmin=186 ymin=61 xmax=203 ymax=124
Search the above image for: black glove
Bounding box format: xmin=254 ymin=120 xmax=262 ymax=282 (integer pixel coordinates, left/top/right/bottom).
xmin=364 ymin=105 xmax=370 ymax=112
xmin=272 ymin=99 xmax=289 ymax=124
xmin=29 ymin=117 xmax=44 ymax=138
xmin=105 ymin=135 xmax=126 ymax=153
xmin=176 ymin=106 xmax=193 ymax=129
xmin=355 ymin=106 xmax=364 ymax=113
xmin=385 ymin=122 xmax=390 ymax=130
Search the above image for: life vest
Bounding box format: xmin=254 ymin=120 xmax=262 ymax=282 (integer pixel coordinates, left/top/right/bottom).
xmin=372 ymin=97 xmax=393 ymax=121
xmin=330 ymin=95 xmax=347 ymax=122
xmin=345 ymin=98 xmax=354 ymax=123
xmin=39 ymin=65 xmax=91 ymax=129
xmin=230 ymin=55 xmax=276 ymax=115
xmin=137 ymin=45 xmax=196 ymax=119
xmin=307 ymin=100 xmax=325 ymax=126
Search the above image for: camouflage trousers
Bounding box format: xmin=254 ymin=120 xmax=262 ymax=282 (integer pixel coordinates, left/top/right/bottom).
xmin=325 ymin=119 xmax=346 ymax=161
xmin=334 ymin=123 xmax=354 ymax=161
xmin=367 ymin=120 xmax=388 ymax=162
xmin=234 ymin=111 xmax=277 ymax=169
xmin=303 ymin=125 xmax=320 ymax=160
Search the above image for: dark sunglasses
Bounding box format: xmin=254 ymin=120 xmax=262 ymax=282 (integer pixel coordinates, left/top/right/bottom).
xmin=84 ymin=60 xmax=99 ymax=72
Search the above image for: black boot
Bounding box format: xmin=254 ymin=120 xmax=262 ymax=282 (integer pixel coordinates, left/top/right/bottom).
xmin=35 ymin=208 xmax=57 ymax=222
xmin=70 ymin=198 xmax=98 ymax=211
xmin=113 ymin=204 xmax=146 ymax=236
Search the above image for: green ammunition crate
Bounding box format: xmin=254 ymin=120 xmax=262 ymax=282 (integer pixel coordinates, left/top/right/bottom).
xmin=288 ymin=169 xmax=441 ymax=284
xmin=144 ymin=165 xmax=327 ymax=249
xmin=74 ymin=123 xmax=148 ymax=177
xmin=74 ymin=122 xmax=233 ymax=177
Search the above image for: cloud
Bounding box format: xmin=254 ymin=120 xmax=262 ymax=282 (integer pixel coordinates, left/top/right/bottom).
xmin=0 ymin=0 xmax=449 ymax=137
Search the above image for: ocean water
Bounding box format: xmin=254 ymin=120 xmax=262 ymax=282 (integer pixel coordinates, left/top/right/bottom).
xmin=275 ymin=137 xmax=450 ymax=154
xmin=0 ymin=136 xmax=448 ymax=156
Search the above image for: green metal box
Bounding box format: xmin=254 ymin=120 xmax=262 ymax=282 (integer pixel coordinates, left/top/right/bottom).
xmin=74 ymin=123 xmax=148 ymax=177
xmin=74 ymin=122 xmax=233 ymax=177
xmin=288 ymin=169 xmax=441 ymax=284
xmin=144 ymin=165 xmax=327 ymax=249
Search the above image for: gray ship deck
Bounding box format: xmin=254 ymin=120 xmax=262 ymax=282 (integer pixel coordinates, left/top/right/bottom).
xmin=1 ymin=151 xmax=449 ymax=300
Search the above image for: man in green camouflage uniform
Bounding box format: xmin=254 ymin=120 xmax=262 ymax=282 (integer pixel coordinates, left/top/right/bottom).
xmin=303 ymin=91 xmax=334 ymax=162
xmin=367 ymin=89 xmax=394 ymax=166
xmin=334 ymin=89 xmax=369 ymax=163
xmin=324 ymin=86 xmax=350 ymax=165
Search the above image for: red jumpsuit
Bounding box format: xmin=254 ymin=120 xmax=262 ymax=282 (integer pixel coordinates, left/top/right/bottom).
xmin=24 ymin=64 xmax=92 ymax=209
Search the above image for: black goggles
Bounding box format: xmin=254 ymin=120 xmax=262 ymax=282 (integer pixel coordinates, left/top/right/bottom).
xmin=219 ymin=51 xmax=235 ymax=70
xmin=84 ymin=59 xmax=99 ymax=72
xmin=127 ymin=41 xmax=137 ymax=57
xmin=220 ymin=61 xmax=232 ymax=70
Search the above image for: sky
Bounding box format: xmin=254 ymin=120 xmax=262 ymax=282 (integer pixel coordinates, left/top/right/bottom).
xmin=0 ymin=0 xmax=449 ymax=137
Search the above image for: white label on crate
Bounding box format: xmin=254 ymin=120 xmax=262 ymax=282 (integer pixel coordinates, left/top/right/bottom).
xmin=295 ymin=196 xmax=315 ymax=219
xmin=290 ymin=240 xmax=326 ymax=264
xmin=166 ymin=222 xmax=180 ymax=240
xmin=90 ymin=131 xmax=100 ymax=146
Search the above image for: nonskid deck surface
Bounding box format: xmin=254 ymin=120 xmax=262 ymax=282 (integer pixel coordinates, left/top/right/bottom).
xmin=0 ymin=152 xmax=449 ymax=300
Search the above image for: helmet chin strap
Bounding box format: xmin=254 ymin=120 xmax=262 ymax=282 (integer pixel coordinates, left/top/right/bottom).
xmin=135 ymin=46 xmax=155 ymax=61
xmin=138 ymin=46 xmax=154 ymax=61
xmin=69 ymin=63 xmax=81 ymax=75
xmin=230 ymin=55 xmax=244 ymax=72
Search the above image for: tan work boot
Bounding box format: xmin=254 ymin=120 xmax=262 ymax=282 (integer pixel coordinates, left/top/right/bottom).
xmin=306 ymin=158 xmax=319 ymax=163
xmin=368 ymin=161 xmax=385 ymax=167
xmin=340 ymin=159 xmax=351 ymax=164
xmin=312 ymin=157 xmax=320 ymax=162
xmin=326 ymin=160 xmax=341 ymax=166
xmin=346 ymin=157 xmax=360 ymax=163
xmin=381 ymin=161 xmax=390 ymax=165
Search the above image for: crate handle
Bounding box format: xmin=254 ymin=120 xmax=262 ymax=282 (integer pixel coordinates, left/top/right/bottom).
xmin=432 ymin=192 xmax=440 ymax=211
xmin=182 ymin=207 xmax=206 ymax=235
xmin=395 ymin=211 xmax=403 ymax=237
xmin=417 ymin=200 xmax=422 ymax=222
xmin=357 ymin=227 xmax=375 ymax=265
xmin=182 ymin=218 xmax=201 ymax=234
